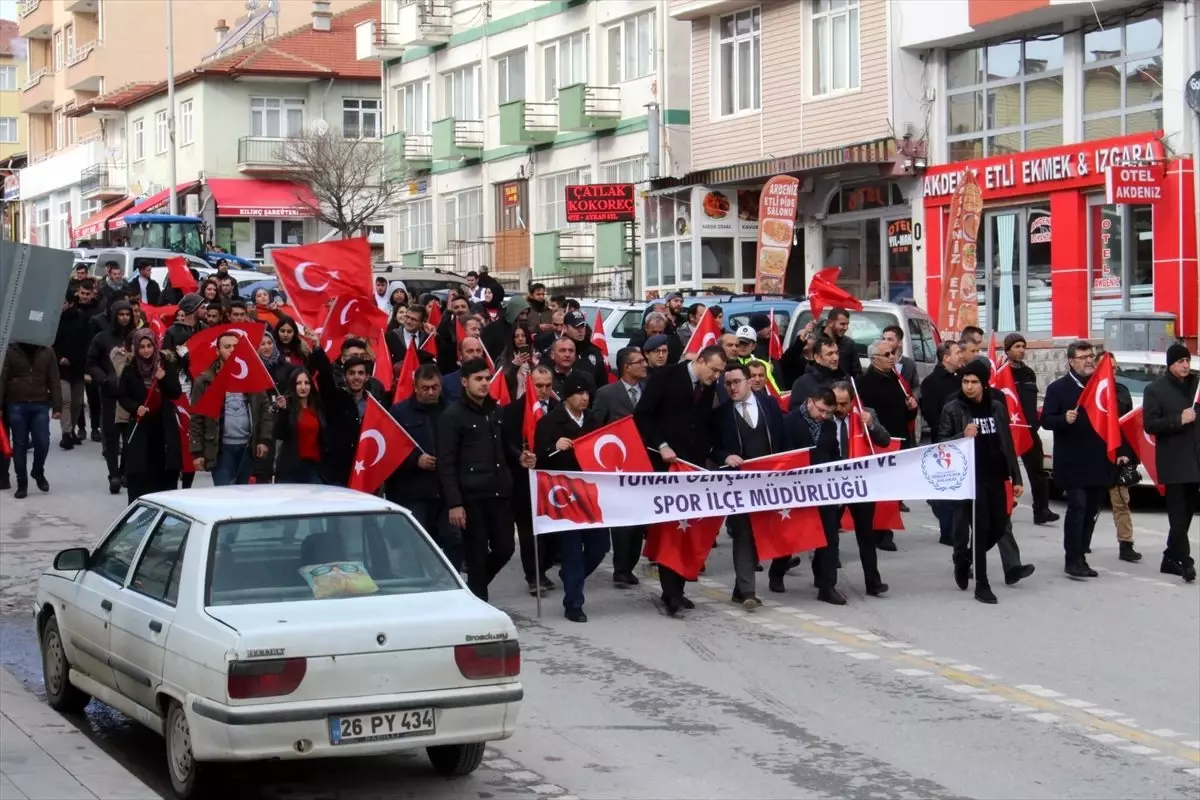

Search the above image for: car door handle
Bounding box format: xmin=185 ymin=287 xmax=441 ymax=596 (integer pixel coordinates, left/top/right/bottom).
xmin=148 ymin=620 xmax=162 ymax=633
xmin=100 ymin=599 xmax=112 ymax=612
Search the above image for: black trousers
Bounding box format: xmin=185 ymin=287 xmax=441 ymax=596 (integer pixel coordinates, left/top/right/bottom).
xmin=406 ymin=497 xmax=463 ymax=572
xmin=841 ymin=502 xmax=882 ymax=587
xmin=1164 ymin=483 xmax=1198 ymax=566
xmin=512 ymin=485 xmax=552 ymax=584
xmin=461 ymin=497 xmax=515 ymax=602
xmin=956 ymin=482 xmax=1010 ymax=588
xmin=812 ymin=506 xmax=842 ymax=590
xmin=100 ymin=396 xmax=123 ymax=479
xmin=659 ymin=564 xmax=687 ymax=602
xmin=1021 ymin=437 xmax=1051 ymax=515
xmin=81 ymin=382 xmax=100 ymax=430
xmin=1063 ymin=486 xmax=1106 ymax=566
xmin=610 ymin=525 xmax=645 ymax=576
xmin=126 ymin=470 xmax=180 ymax=504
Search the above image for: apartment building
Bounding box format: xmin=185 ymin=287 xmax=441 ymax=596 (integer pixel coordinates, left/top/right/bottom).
xmin=2 ymin=19 xmax=27 ymax=241
xmin=16 ymin=0 xmax=362 ymax=249
xmin=903 ymin=0 xmax=1198 ymax=341
xmin=357 ymin=0 xmax=692 ymax=297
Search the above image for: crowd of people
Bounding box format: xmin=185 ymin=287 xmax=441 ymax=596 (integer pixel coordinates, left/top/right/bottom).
xmin=1 ymin=257 xmax=1197 ymax=623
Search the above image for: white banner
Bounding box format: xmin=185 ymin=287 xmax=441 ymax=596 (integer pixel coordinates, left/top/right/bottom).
xmin=531 ymin=439 xmax=976 ymax=534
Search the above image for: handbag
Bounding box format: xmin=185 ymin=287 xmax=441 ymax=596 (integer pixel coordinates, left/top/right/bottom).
xmin=1116 ymin=461 xmax=1142 ymax=487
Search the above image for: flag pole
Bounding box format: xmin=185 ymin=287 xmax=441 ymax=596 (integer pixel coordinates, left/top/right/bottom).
xmin=528 ymin=468 xmax=542 ymax=618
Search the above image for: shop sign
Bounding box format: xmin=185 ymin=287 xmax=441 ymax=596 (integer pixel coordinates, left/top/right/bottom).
xmin=922 ymin=134 xmax=1165 ymax=204
xmin=502 ymin=182 xmax=521 ymax=207
xmin=937 ymin=170 xmax=983 ymax=336
xmin=691 ymin=186 xmax=737 ymax=236
xmin=564 ymin=183 xmax=636 ymax=223
xmin=737 ymin=189 xmax=760 ymax=235
xmin=1105 ymin=163 xmax=1165 ymax=204
xmin=887 ymin=219 xmax=913 ymax=253
xmin=3 ymin=173 xmax=18 ymax=202
xmin=753 ymin=176 xmax=800 ymax=294
xmin=231 ymin=206 xmax=308 ymax=218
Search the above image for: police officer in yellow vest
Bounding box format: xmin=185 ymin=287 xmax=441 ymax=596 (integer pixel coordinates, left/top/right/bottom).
xmin=733 ymin=326 xmax=781 ymax=394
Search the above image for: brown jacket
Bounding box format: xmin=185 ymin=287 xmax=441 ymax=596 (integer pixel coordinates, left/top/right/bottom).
xmin=188 ymin=364 xmax=274 ymax=469
xmin=0 ymin=345 xmax=63 ymax=410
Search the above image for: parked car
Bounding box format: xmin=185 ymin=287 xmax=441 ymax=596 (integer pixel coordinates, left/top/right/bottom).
xmin=577 ymin=299 xmax=644 ymax=368
xmin=88 ymin=248 xmax=262 ymax=294
xmin=35 ymin=486 xmax=522 ymax=799
xmin=372 ymin=265 xmax=469 ymax=299
xmin=784 ymin=299 xmax=942 ymax=382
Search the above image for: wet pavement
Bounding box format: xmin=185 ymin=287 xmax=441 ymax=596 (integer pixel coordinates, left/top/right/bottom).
xmin=1 ymin=436 xmax=1198 ymax=799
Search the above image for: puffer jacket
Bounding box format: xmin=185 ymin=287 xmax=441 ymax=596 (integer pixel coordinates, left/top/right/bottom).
xmin=437 ymin=394 xmax=513 ymax=507
xmin=0 ymin=345 xmax=63 ymax=409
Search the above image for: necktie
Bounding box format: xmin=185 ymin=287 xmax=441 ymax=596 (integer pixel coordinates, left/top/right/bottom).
xmin=740 ymin=402 xmax=753 ymax=425
xmin=693 ymin=382 xmax=703 ymax=402
xmin=628 ymin=385 xmax=639 ymax=407
xmin=839 ymin=418 xmax=849 ymax=458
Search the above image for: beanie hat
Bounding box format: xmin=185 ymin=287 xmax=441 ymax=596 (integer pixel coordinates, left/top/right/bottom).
xmin=178 ymin=293 xmax=204 ymax=315
xmin=1166 ymin=343 xmax=1191 ymax=366
xmin=959 ymin=357 xmax=991 ymax=383
xmin=1003 ymin=332 xmax=1026 ymax=353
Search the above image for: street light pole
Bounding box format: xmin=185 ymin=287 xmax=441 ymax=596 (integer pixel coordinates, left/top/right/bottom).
xmin=166 ymin=0 xmax=178 ymax=215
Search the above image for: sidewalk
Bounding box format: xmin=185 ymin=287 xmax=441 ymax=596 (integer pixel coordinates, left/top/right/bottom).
xmin=0 ymin=669 xmax=158 ymax=800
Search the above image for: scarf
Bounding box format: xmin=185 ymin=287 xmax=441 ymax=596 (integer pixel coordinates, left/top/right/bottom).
xmin=798 ymin=404 xmax=824 ymax=443
xmin=259 ymin=335 xmax=282 ymax=369
xmin=130 ymin=329 xmax=160 ymax=383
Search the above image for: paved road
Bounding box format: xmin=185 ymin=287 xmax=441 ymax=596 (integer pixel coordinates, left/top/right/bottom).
xmin=1 ymin=437 xmax=1198 ymax=800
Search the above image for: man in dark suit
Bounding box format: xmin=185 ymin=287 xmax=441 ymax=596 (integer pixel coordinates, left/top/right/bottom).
xmin=386 ymin=304 xmax=432 ymax=363
xmin=503 ymin=364 xmax=558 ymax=596
xmin=710 ymin=363 xmax=789 ymax=607
xmin=534 ymin=372 xmax=608 ymax=622
xmin=831 ymin=380 xmax=892 ymax=597
xmin=634 ymin=344 xmax=728 ymax=616
xmin=593 ymin=346 xmax=649 ymax=586
xmin=781 ymin=388 xmax=846 ymax=604
xmin=131 ymin=261 xmax=162 ymax=306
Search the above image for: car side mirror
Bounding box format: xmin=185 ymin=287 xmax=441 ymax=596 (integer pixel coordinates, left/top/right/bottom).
xmin=53 ymin=548 xmax=89 ymax=572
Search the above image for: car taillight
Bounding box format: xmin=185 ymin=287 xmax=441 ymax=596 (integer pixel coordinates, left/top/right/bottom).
xmin=455 ymin=640 xmax=520 ymax=679
xmin=227 ymin=658 xmax=307 ymax=699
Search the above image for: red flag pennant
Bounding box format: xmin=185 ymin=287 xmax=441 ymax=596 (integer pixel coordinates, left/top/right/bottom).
xmin=1119 ymin=407 xmax=1166 ymax=496
xmin=535 ymin=472 xmax=604 ymax=524
xmin=321 ymin=295 xmax=390 ymax=357
xmin=272 ymin=238 xmax=375 ymax=329
xmin=488 ymin=370 xmax=512 ymax=406
xmin=768 ymin=307 xmax=783 ymax=361
xmin=591 ymin=310 xmax=609 ymax=359
xmin=990 ymin=362 xmax=1034 ymax=457
xmin=392 ymin=340 xmax=421 ymax=405
xmin=987 ymin=331 xmax=1000 ymax=373
xmin=740 ymin=449 xmax=826 ymax=558
xmin=349 ymin=394 xmax=419 ymax=494
xmin=0 ymin=422 xmax=11 ymax=458
xmin=1077 ymin=352 xmax=1122 ymax=462
xmin=165 ymin=256 xmax=199 ymax=294
xmin=522 ymin=371 xmax=545 ymax=449
xmin=190 ymin=336 xmax=277 ymax=419
xmin=420 ymin=332 xmax=439 ymax=357
xmin=370 ymin=329 xmax=392 ymax=392
xmin=455 ymin=316 xmax=467 ymax=345
xmin=808 ymin=267 xmax=864 ymax=319
xmin=572 ymin=417 xmax=654 ymax=472
xmin=185 ymin=322 xmax=267 ymax=378
xmin=427 ymin=301 xmax=443 ymax=329
xmin=643 ymin=461 xmax=724 ymax=580
xmin=684 ymin=307 xmax=722 ymax=356
xmin=172 ymin=396 xmax=194 ymax=473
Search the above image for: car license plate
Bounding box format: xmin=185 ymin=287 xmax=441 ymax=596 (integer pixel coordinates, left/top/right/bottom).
xmin=329 ymin=709 xmax=436 ymax=745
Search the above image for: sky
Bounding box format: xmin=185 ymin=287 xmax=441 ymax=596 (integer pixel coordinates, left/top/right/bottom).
xmin=0 ymin=0 xmax=15 ymax=22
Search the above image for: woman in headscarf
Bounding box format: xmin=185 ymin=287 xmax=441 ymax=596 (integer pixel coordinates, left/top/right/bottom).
xmin=117 ymin=329 xmax=183 ymax=502
xmin=273 ymin=367 xmax=326 ymax=484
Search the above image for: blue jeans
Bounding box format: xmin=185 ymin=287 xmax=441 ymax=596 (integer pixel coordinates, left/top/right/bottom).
xmin=212 ymin=442 xmax=251 ymax=486
xmin=558 ymin=530 xmax=610 ymax=612
xmin=278 ymin=461 xmax=324 ymax=484
xmin=405 ymin=498 xmax=463 ymax=571
xmin=5 ymin=402 xmax=51 ymax=487
xmin=929 ymin=500 xmax=956 ymax=542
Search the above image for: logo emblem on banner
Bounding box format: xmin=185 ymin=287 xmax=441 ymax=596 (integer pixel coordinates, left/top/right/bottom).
xmin=921 ymin=443 xmax=970 ymax=491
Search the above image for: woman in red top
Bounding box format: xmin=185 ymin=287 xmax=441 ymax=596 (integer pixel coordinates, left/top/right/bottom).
xmin=274 ymin=316 xmax=310 ymax=370
xmin=273 ymin=368 xmax=325 ymax=484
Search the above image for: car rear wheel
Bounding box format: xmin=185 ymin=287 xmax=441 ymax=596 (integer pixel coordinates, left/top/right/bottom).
xmin=427 ymin=742 xmax=486 ymax=776
xmin=41 ymin=616 xmax=91 ymax=714
xmin=165 ymin=700 xmax=208 ymax=799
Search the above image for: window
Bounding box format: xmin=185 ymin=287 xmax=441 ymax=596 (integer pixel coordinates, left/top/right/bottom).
xmin=0 ymin=118 xmax=17 ymax=143
xmin=53 ymin=30 xmax=63 ymax=70
xmin=601 ymin=156 xmax=647 ymax=185
xmin=130 ymin=515 xmax=190 ymax=605
xmin=398 ymin=80 xmax=430 ymax=134
xmin=442 ymin=65 xmax=480 ymax=120
xmin=538 ymin=168 xmax=592 ymax=232
xmin=825 ymin=218 xmax=882 ymax=299
xmin=976 ymin=206 xmax=1053 ymax=333
xmin=1088 ymin=200 xmax=1153 ymax=331
xmin=543 ymin=31 xmax=589 ymax=101
xmin=811 ymin=0 xmax=859 ymax=95
xmin=607 ymin=11 xmax=655 ymax=84
xmin=0 ymin=66 xmax=16 ymax=91
xmin=178 ymin=99 xmax=193 ymax=145
xmin=57 ymin=200 xmax=71 ymax=247
xmin=53 ymin=109 xmax=65 ymax=150
xmin=33 ymin=202 xmax=50 ymax=245
xmin=1081 ymin=13 xmax=1163 ymax=141
xmin=250 ymin=97 xmax=305 ymax=138
xmin=154 ymin=110 xmax=168 ymax=154
xmin=945 ymin=37 xmax=1065 ymax=162
xmin=343 ymin=98 xmax=380 ymax=139
xmin=496 ymin=50 xmax=526 ymax=106
xmin=91 ymin=505 xmax=159 ymax=586
xmin=65 ymin=24 xmax=74 ymax=59
xmin=132 ymin=117 xmax=145 ymax=161
xmin=717 ymin=8 xmax=761 ymax=115
xmin=443 ymin=188 xmax=483 ymax=244
xmin=397 ymin=198 xmax=433 ymax=252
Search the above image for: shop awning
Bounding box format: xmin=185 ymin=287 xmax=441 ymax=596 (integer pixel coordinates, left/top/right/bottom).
xmin=74 ymin=197 xmax=135 ymax=240
xmin=110 ymin=181 xmax=201 ymax=230
xmin=207 ymin=178 xmax=316 ymax=218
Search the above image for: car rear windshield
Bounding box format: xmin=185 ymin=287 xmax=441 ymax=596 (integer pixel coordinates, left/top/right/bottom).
xmin=206 ymin=513 xmax=459 ymax=606
xmin=789 ymin=310 xmax=900 ymax=357
xmin=1114 ymin=363 xmax=1165 ymax=396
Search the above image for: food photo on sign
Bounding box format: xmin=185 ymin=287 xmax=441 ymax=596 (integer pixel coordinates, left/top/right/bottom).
xmin=753 ymin=176 xmax=800 ymax=295
xmin=692 ymin=187 xmax=738 ymax=235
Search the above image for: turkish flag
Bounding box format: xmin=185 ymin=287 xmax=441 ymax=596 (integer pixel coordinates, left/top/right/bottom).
xmin=455 ymin=316 xmax=468 ymax=344
xmin=165 ymin=256 xmax=199 ymax=294
xmin=349 ymin=394 xmax=418 ymax=494
xmin=427 ymin=301 xmax=443 ymax=329
xmin=591 ymin=310 xmax=609 ymax=359
xmin=147 ymin=314 xmax=168 ymax=346
xmin=190 ymin=335 xmax=277 ymax=419
xmin=321 ymin=295 xmax=390 ymax=357
xmin=573 ymin=417 xmax=654 ymax=473
xmin=765 ymin=381 xmax=790 ymax=412
xmin=840 ymin=434 xmax=903 ymax=530
xmin=273 ymin=238 xmax=375 ymax=328
xmin=808 ymin=267 xmax=864 ymax=319
xmin=643 ymin=461 xmax=724 ymax=580
xmin=0 ymin=422 xmax=11 ymax=457
xmin=522 ymin=371 xmax=545 ymax=449
xmin=768 ymin=308 xmax=783 ymax=361
xmin=987 ymin=331 xmax=1000 ymax=373
xmin=185 ymin=321 xmax=267 ymax=378
xmin=741 ymin=449 xmax=827 ymax=559
xmin=489 ymin=370 xmax=512 ymax=406
xmin=989 ymin=362 xmax=1034 ymax=457
xmin=1078 ymin=352 xmax=1122 ymax=462
xmin=420 ymin=331 xmax=438 ymax=358
xmin=172 ymin=397 xmax=194 ymax=473
xmin=535 ymin=472 xmax=604 ymax=524
xmin=1119 ymin=407 xmax=1166 ymax=495
xmin=392 ymin=340 xmax=421 ymax=404
xmin=370 ymin=329 xmax=392 ymax=391
xmin=684 ymin=307 xmax=722 ymax=356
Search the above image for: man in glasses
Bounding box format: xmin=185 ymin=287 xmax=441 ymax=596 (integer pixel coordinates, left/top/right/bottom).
xmin=857 ymin=340 xmax=918 ymax=551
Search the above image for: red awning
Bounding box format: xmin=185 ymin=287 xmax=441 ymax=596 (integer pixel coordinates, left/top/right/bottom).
xmin=74 ymin=197 xmax=135 ymax=240
xmin=208 ymin=178 xmax=316 ymax=218
xmin=109 ymin=181 xmax=201 ymax=230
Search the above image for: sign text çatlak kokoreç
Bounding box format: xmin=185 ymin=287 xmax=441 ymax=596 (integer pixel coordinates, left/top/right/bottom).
xmin=564 ymin=183 xmax=637 ymax=224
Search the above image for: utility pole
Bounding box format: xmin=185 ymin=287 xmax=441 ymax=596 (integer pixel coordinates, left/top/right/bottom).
xmin=166 ymin=0 xmax=178 ymax=214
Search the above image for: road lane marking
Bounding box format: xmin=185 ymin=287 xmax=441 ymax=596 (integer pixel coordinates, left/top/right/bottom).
xmin=895 ymin=668 xmax=933 ymax=677
xmin=1029 ymin=713 xmax=1062 ymax=723
xmin=1059 ymin=698 xmax=1097 ymax=709
xmin=845 ymin=651 xmax=879 ymax=661
xmin=1148 ymin=729 xmax=1186 ymax=738
xmin=1017 ymin=685 xmax=1065 ymax=698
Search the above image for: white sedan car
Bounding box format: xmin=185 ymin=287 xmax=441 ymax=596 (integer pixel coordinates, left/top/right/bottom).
xmin=35 ymin=486 xmax=522 ymax=799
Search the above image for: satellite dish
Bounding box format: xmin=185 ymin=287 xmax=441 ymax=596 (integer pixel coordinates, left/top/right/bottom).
xmin=1186 ymin=70 xmax=1200 ymax=115
xmin=311 ymin=119 xmax=329 ymax=135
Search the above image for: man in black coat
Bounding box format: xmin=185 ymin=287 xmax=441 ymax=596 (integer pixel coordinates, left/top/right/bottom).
xmin=131 ymin=261 xmax=162 ymax=306
xmin=85 ymin=300 xmax=136 ymax=493
xmin=307 ymin=348 xmax=373 ymax=487
xmin=593 ymin=347 xmax=648 ymax=586
xmin=53 ymin=288 xmax=91 ymax=449
xmin=503 ymin=364 xmax=558 ymax=596
xmin=791 ymin=337 xmax=844 ymax=401
xmin=1142 ymin=344 xmax=1199 ymax=582
xmin=920 ymin=341 xmax=963 ymax=544
xmin=634 ymin=345 xmax=727 ymax=615
xmin=558 ymin=311 xmax=609 ymax=390
xmin=438 ymin=358 xmax=527 ymax=601
xmin=857 ymin=340 xmax=918 ymax=551
xmin=1003 ymin=333 xmax=1057 ymax=524
xmin=534 ymin=371 xmax=608 ymax=622
xmin=824 ymin=309 xmax=861 ymax=378
xmin=72 ymin=279 xmax=102 ymax=441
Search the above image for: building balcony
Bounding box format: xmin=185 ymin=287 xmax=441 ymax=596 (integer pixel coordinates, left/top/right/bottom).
xmin=431 ymin=118 xmax=482 ymax=163
xmin=401 ymin=250 xmax=454 ymax=269
xmin=237 ymin=137 xmax=296 ymax=172
xmin=65 ymin=0 xmax=100 ymax=13
xmin=79 ymin=163 xmax=126 ymax=201
xmin=392 ymin=0 xmax=451 ymax=47
xmin=557 ymin=84 xmax=621 ymax=133
xmin=669 ymin=0 xmax=747 ymax=21
xmin=65 ymin=41 xmax=101 ymax=91
xmin=383 ymin=131 xmax=432 ymax=176
xmin=356 ymin=19 xmax=406 ymax=61
xmin=499 ymin=100 xmax=557 ymax=146
xmin=20 ymin=68 xmax=55 ymax=114
xmin=17 ymin=0 xmax=52 ymax=38
xmin=533 ymin=230 xmax=595 ymax=277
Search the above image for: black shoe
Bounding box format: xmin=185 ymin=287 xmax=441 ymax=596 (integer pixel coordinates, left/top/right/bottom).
xmin=565 ymin=608 xmax=588 ymax=623
xmin=768 ymin=577 xmax=785 ymax=593
xmin=14 ymin=486 xmax=28 ymax=499
xmin=836 ymin=557 xmax=843 ymax=569
xmin=1004 ymin=564 xmax=1035 ymax=586
xmin=1184 ymin=566 xmax=1198 ymax=583
xmin=59 ymin=437 xmax=74 ymax=450
xmin=754 ymin=563 xmax=763 ymax=572
xmin=663 ymin=597 xmax=683 ymax=617
xmin=1084 ymin=547 xmax=1092 ymax=554
xmin=1160 ymin=558 xmax=1186 ymax=578
xmin=679 ymin=596 xmax=695 ymax=610
xmin=954 ymin=561 xmax=970 ymax=590
xmin=866 ymin=582 xmax=889 ymax=597
xmin=1033 ymin=510 xmax=1060 ymax=524
xmin=898 ymin=502 xmax=910 ymax=512
xmin=1119 ymin=542 xmax=1142 ymax=563
xmin=1081 ymin=560 xmax=1099 ymax=578
xmin=526 ymin=581 xmax=544 ymax=597
xmin=0 ymin=474 xmax=9 ymax=491
xmin=90 ymin=429 xmax=101 ymax=442
xmin=877 ymin=532 xmax=898 ymax=552
xmin=612 ymin=572 xmax=635 ymax=587
xmin=817 ymin=587 xmax=847 ymax=605
xmin=539 ymin=576 xmax=555 ymax=591
xmin=1065 ymin=562 xmax=1091 ymax=579
xmin=975 ymin=585 xmax=998 ymax=604
xmin=787 ymin=555 xmax=802 ymax=570
xmin=33 ymin=475 xmax=49 ymax=493
xmin=939 ymin=535 xmax=954 ymax=546
xmin=108 ymin=477 xmax=121 ymax=495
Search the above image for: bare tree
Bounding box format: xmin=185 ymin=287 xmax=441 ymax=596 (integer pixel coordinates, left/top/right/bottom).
xmin=277 ymin=130 xmax=406 ymax=239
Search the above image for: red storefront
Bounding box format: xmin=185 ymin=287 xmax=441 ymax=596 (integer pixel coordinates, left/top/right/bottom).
xmin=921 ymin=132 xmax=1197 ymax=341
